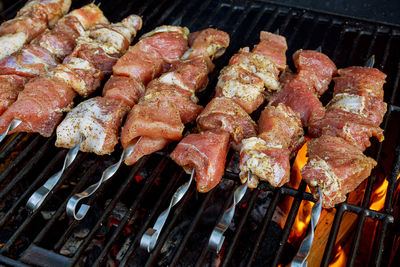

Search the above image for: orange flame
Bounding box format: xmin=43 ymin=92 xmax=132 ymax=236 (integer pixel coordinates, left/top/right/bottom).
xmin=369 ymin=172 xmax=400 ymax=211
xmin=329 ymin=245 xmax=347 ymax=267
xmin=288 ymin=141 xmax=314 ymax=241
xmin=369 ymin=179 xmax=388 ymax=211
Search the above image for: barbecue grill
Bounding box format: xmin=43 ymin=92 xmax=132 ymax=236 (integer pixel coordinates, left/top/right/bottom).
xmin=0 ymin=0 xmax=399 ymax=266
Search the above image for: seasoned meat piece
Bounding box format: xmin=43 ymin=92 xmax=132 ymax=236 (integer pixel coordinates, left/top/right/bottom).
xmin=112 ymin=26 xmax=189 ymax=83
xmin=56 ymin=97 xmax=130 ymax=155
xmin=308 ymin=109 xmax=384 ymax=151
xmin=239 ymin=104 xmax=304 ymax=188
xmin=229 ymin=48 xmax=281 ymax=92
xmin=326 ymin=93 xmax=387 ymax=126
xmin=170 ymin=131 xmax=230 ymax=193
xmin=197 ymin=97 xmax=257 ymax=150
xmin=143 ymin=83 xmax=203 ymax=124
xmin=333 ymin=67 xmax=386 ymax=100
xmin=269 ymin=77 xmax=325 ymax=126
xmin=52 ymin=57 xmax=104 ymax=97
xmin=293 ymin=50 xmax=337 ymax=96
xmin=0 ymin=75 xmax=28 ymax=115
xmin=185 ymin=28 xmax=230 ymax=59
xmin=301 ymin=135 xmax=377 ymax=208
xmin=240 ymin=137 xmax=291 ymax=188
xmin=252 ymin=31 xmax=287 ymax=71
xmin=0 ymin=76 xmax=76 ymax=137
xmin=215 ymin=63 xmax=266 ymax=114
xmin=102 ymin=75 xmax=145 ymax=107
xmin=258 ymin=103 xmax=305 ymax=157
xmin=121 ymin=99 xmax=184 ymax=148
xmin=0 ymin=44 xmax=58 ymax=77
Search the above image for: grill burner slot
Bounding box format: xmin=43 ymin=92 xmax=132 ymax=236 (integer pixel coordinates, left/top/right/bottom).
xmin=0 ymin=0 xmax=399 ymax=266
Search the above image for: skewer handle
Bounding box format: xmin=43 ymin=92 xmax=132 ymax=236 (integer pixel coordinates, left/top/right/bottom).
xmin=26 ymin=135 xmax=84 ymax=211
xmin=140 ymin=169 xmax=195 ymax=252
xmin=0 ymin=119 xmax=22 ymax=143
xmin=291 ymin=188 xmax=322 ymax=267
xmin=66 ymin=143 xmax=136 ymax=220
xmin=208 ymin=172 xmax=250 ymax=253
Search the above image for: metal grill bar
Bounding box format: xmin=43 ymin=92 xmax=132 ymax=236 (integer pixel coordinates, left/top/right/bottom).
xmin=0 ymin=135 xmax=43 ymax=184
xmin=90 ymin=156 xmax=166 ymax=266
xmin=221 ymin=189 xmax=259 ymax=267
xmin=169 ymin=189 xmax=216 ymax=266
xmin=347 ymin=211 xmax=367 ymax=265
xmin=246 ymin=189 xmax=283 ymax=266
xmin=320 ymin=205 xmax=346 ymax=266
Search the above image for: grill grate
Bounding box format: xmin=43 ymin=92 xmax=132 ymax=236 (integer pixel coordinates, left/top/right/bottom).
xmin=0 ymin=0 xmax=400 ymax=266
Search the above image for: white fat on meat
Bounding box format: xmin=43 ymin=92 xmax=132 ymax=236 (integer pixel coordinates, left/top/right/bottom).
xmin=327 ymin=93 xmax=367 ymax=117
xmin=88 ymin=26 xmax=129 ymax=53
xmin=238 ymin=52 xmax=280 ymax=92
xmin=52 ymin=57 xmax=95 ymax=96
xmin=239 ymin=137 xmax=283 ymax=188
xmin=306 ymin=156 xmax=346 ymax=206
xmin=140 ymin=25 xmax=189 ymax=39
xmin=218 ymin=65 xmax=264 ymax=103
xmin=68 ymin=4 xmax=109 ymax=30
xmin=55 ymin=98 xmax=112 ymax=154
xmin=18 ymin=0 xmax=71 ymax=26
xmin=89 ymin=14 xmax=141 ymax=45
xmin=0 ymin=32 xmax=28 ymax=60
xmin=158 ymin=72 xmax=198 ymax=102
xmin=75 ymin=35 xmax=120 ymax=55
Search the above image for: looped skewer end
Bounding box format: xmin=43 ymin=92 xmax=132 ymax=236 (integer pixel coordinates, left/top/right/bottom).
xmin=26 ymin=135 xmax=85 ymax=212
xmin=365 ymin=55 xmax=375 ymax=68
xmin=140 ymin=169 xmax=195 ymax=252
xmin=291 ymin=187 xmax=323 ymax=267
xmin=66 ymin=139 xmax=139 ymax=220
xmin=208 ymin=171 xmax=250 ymax=253
xmin=0 ymin=119 xmax=22 ymax=143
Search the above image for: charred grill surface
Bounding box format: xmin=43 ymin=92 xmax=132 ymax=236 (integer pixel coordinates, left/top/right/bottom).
xmin=0 ymin=0 xmax=399 ymax=266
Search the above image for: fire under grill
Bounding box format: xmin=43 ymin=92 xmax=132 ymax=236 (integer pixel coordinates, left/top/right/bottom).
xmin=0 ymin=0 xmax=400 ymax=266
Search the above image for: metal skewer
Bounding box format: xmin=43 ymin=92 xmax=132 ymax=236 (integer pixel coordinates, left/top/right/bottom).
xmin=0 ymin=119 xmax=22 ymax=143
xmin=365 ymin=54 xmax=375 ymax=68
xmin=140 ymin=168 xmax=195 ymax=252
xmin=208 ymin=171 xmax=249 ymax=252
xmin=291 ymin=188 xmax=322 ymax=267
xmin=66 ymin=137 xmax=141 ymax=220
xmin=26 ymin=135 xmax=85 ymax=211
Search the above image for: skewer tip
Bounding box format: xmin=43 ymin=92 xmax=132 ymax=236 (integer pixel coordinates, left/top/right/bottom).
xmin=274 ymin=28 xmax=280 ymax=35
xmin=365 ymin=55 xmax=375 ymax=68
xmin=0 ymin=119 xmax=22 ymax=144
xmin=315 ymin=46 xmax=322 ymax=52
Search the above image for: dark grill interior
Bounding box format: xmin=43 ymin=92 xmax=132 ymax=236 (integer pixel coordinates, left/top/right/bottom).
xmin=0 ymin=0 xmax=400 ymax=266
